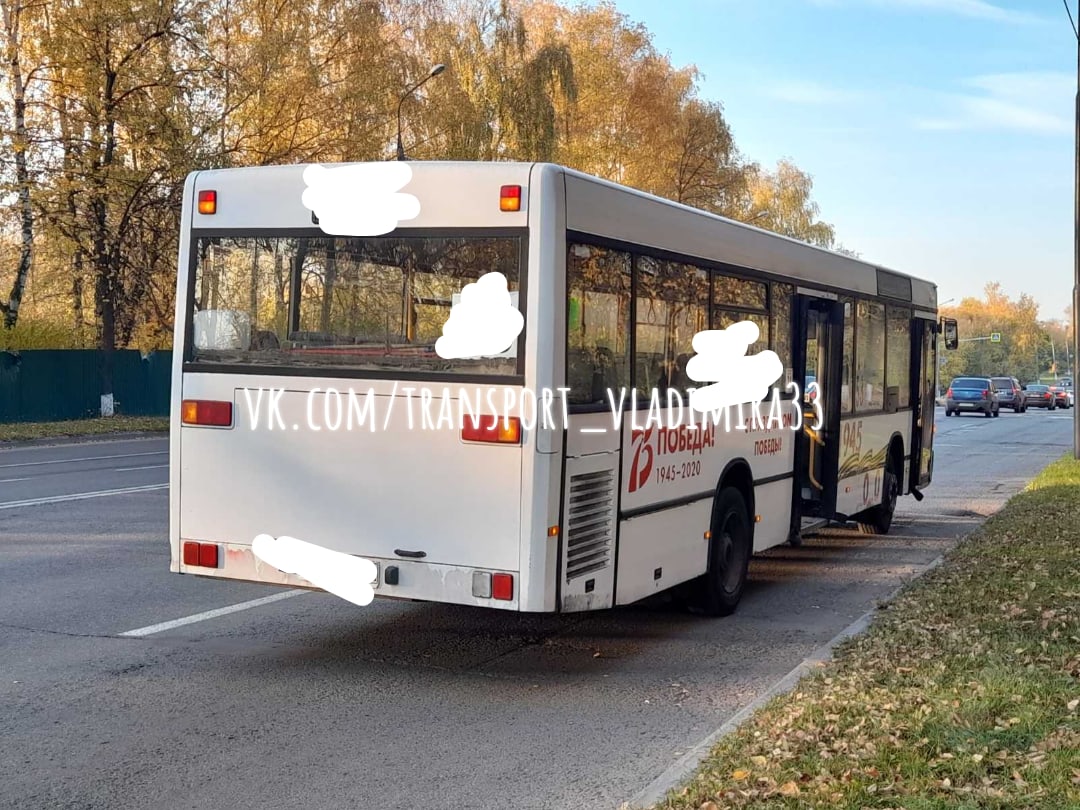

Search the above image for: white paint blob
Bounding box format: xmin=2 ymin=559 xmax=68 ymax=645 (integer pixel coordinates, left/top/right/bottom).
xmin=685 ymin=321 xmax=784 ymax=414
xmin=435 ymin=271 xmax=524 ymax=359
xmin=252 ymin=534 xmax=378 ymax=607
xmin=300 ymin=163 xmax=420 ymax=236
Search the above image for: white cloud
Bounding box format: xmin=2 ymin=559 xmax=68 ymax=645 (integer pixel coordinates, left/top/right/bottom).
xmin=301 ymin=162 xmax=420 ymax=236
xmin=810 ymin=0 xmax=1044 ymax=24
xmin=435 ymin=272 xmax=524 ymax=360
xmin=763 ymin=79 xmax=865 ymax=105
xmin=252 ymin=534 xmax=378 ymax=607
xmin=914 ymin=71 xmax=1073 ymax=135
xmin=685 ymin=321 xmax=784 ymax=414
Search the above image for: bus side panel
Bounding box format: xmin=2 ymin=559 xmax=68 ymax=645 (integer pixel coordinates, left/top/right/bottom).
xmin=751 ymin=478 xmax=793 ymax=553
xmin=613 ymin=403 xmax=797 ymax=605
xmin=615 ymin=503 xmax=710 ymax=606
xmin=835 ymin=411 xmax=911 ymax=517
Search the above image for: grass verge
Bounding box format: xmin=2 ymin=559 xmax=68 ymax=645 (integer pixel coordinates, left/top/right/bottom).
xmin=0 ymin=415 xmax=169 ymax=443
xmin=652 ymin=456 xmax=1080 ymax=809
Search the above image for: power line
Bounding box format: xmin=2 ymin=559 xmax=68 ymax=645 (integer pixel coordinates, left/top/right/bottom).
xmin=1066 ymin=0 xmax=1078 ymax=39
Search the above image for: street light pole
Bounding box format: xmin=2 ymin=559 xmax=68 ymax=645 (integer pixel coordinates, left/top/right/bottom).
xmin=395 ymin=63 xmax=446 ymax=161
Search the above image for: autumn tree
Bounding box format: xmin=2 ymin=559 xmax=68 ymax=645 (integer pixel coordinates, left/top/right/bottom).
xmin=736 ymin=159 xmax=836 ymax=248
xmin=0 ymin=0 xmax=46 ymax=329
xmin=940 ymin=283 xmax=1045 ymax=382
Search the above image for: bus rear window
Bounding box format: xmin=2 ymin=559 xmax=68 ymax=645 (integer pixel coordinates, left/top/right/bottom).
xmin=188 ymin=234 xmax=523 ymax=376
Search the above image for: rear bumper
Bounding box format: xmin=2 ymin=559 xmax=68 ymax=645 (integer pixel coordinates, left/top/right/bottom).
xmin=947 ymin=399 xmax=991 ymax=409
xmin=176 ymin=542 xmax=523 ymax=611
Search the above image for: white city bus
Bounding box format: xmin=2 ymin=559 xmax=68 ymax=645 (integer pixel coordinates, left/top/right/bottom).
xmin=169 ymin=161 xmax=954 ymax=615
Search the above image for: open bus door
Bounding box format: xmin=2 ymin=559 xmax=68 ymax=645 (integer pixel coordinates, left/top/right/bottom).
xmin=908 ymin=317 xmax=938 ymax=493
xmin=792 ymin=293 xmax=844 ymax=523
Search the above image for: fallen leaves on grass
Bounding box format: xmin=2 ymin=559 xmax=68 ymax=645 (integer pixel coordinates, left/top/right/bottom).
xmin=652 ymin=456 xmax=1080 ymax=810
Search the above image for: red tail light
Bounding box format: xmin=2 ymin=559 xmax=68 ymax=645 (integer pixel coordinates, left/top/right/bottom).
xmin=982 ymin=389 xmax=989 ymax=397
xmin=198 ymin=189 xmax=217 ymax=214
xmin=181 ymin=399 xmax=233 ymax=427
xmin=182 ymin=541 xmax=219 ymax=568
xmin=946 ymin=388 xmax=952 ymax=398
xmin=461 ymin=415 xmax=521 ymax=444
xmin=499 ymin=185 xmax=521 ymax=212
xmin=492 ymin=573 xmax=514 ymax=600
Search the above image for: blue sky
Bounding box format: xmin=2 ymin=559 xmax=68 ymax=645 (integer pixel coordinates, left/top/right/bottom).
xmin=601 ymin=0 xmax=1075 ymax=321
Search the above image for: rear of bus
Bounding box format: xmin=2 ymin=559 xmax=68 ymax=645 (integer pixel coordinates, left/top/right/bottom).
xmin=169 ymin=162 xmax=564 ymax=612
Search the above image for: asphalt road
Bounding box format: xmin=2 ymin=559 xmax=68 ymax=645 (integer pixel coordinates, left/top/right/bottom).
xmin=0 ymin=408 xmax=1072 ymax=810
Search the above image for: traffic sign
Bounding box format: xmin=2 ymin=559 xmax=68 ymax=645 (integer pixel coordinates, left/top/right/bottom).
xmin=990 ymin=332 xmax=1001 ymax=343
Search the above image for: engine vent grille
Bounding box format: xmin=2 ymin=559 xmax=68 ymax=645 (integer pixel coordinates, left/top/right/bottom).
xmin=565 ymin=469 xmax=615 ymax=581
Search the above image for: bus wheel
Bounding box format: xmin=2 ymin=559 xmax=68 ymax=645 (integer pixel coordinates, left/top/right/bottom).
xmin=685 ymin=487 xmax=752 ymax=617
xmin=860 ymin=465 xmax=898 ymax=535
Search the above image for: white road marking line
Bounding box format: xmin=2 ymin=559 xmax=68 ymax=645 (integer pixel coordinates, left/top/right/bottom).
xmin=0 ymin=483 xmax=168 ymax=510
xmin=0 ymin=450 xmax=167 ymax=469
xmin=114 ymin=464 xmax=169 ymax=472
xmin=119 ymin=590 xmax=306 ymax=637
xmin=0 ymin=476 xmax=32 ymax=483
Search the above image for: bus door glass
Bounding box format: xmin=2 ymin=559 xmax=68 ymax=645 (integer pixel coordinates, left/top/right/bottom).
xmin=910 ymin=318 xmax=936 ymax=488
xmin=795 ymin=294 xmax=843 ymax=516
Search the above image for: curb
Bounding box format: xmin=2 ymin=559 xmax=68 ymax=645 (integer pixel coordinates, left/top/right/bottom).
xmin=0 ymin=430 xmax=168 ymax=450
xmin=623 ymin=555 xmax=946 ymax=810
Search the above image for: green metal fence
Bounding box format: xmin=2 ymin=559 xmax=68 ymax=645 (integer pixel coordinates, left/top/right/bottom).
xmin=0 ymin=350 xmax=172 ymax=423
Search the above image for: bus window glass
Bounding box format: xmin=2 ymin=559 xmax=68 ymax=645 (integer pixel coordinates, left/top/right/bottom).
xmin=770 ymin=282 xmax=793 ymax=386
xmin=191 ymin=235 xmax=522 ymax=376
xmin=634 ymin=255 xmax=709 ymax=399
xmin=711 ymin=310 xmax=769 ymax=356
xmin=713 ymin=275 xmax=767 ymax=310
xmin=841 ymin=298 xmax=854 ymax=413
xmin=855 ymin=299 xmax=885 ymax=410
xmin=886 ymin=305 xmax=912 ymax=407
xmin=567 ymin=243 xmax=631 ymax=407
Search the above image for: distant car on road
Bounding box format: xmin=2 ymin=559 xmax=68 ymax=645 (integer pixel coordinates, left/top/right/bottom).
xmin=945 ymin=376 xmax=1000 ymax=417
xmin=1048 ymin=384 xmax=1072 ymax=409
xmin=1024 ymin=384 xmax=1056 ymax=410
xmin=991 ymin=376 xmax=1026 ymax=413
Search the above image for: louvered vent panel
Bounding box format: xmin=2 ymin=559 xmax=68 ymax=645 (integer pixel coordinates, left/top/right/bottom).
xmin=565 ymin=469 xmax=615 ymax=581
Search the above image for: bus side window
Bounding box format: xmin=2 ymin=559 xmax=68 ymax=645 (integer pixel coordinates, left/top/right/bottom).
xmin=841 ymin=298 xmax=854 ymax=413
xmin=566 ymin=243 xmax=631 ymax=408
xmin=634 ymin=255 xmax=708 ymax=401
xmin=855 ymin=299 xmax=886 ymax=411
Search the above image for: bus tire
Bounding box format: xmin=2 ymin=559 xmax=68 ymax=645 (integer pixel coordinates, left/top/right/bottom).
xmin=860 ymin=459 xmax=899 ymax=535
xmin=685 ymin=487 xmax=752 ymax=617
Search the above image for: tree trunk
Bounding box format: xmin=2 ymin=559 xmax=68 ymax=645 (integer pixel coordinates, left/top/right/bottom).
xmin=1 ymin=0 xmax=34 ymax=329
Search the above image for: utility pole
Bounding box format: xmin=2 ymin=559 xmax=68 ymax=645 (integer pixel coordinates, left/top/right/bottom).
xmin=1068 ymin=0 xmax=1080 ymax=455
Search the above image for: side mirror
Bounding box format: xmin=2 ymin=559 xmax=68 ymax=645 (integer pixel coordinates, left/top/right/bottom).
xmin=942 ymin=318 xmax=958 ymax=350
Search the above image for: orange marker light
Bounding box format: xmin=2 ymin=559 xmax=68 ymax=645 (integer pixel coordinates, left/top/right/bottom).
xmin=548 ymin=526 xmax=560 ymax=537
xmin=461 ymin=415 xmax=521 ymax=444
xmin=181 ymin=399 xmax=232 ymax=427
xmin=499 ymin=185 xmax=521 ymax=211
xmin=198 ymin=190 xmax=217 ymax=214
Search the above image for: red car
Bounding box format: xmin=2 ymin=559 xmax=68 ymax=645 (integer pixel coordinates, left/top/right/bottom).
xmin=1048 ymin=384 xmax=1072 ymax=409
